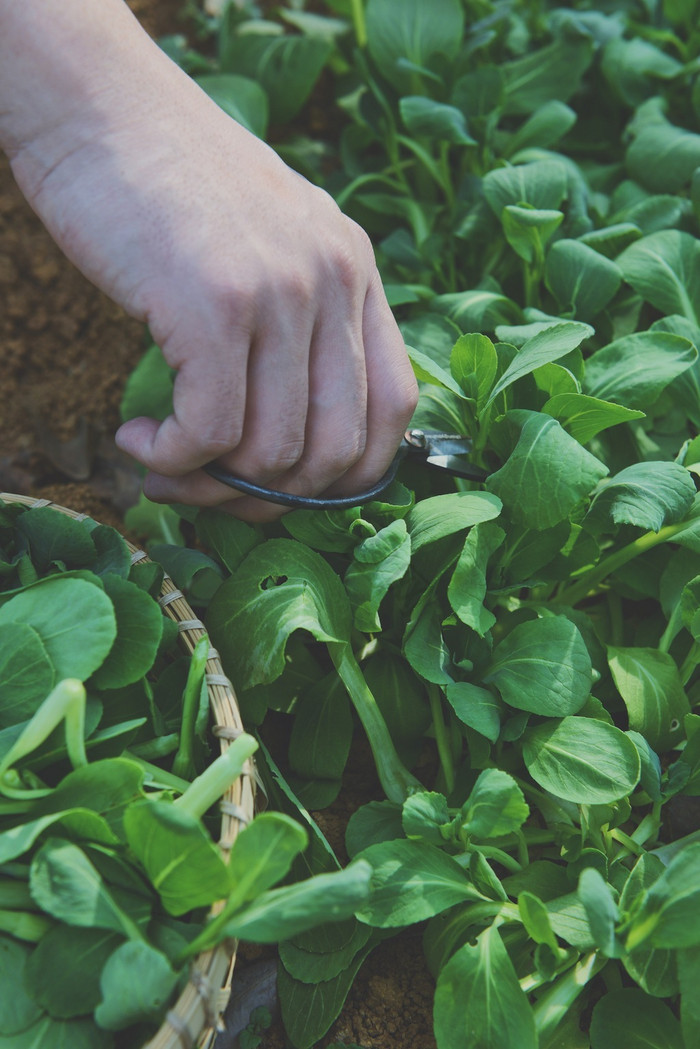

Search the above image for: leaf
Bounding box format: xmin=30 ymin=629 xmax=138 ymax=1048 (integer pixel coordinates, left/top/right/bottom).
xmin=542 ymin=392 xmax=644 ymax=444
xmin=448 ymin=522 xmax=504 ymax=636
xmin=403 ymin=590 xmax=453 ymax=685
xmin=207 ymin=539 xmax=351 ymax=690
xmin=486 ymin=411 xmax=608 ymax=529
xmin=195 ymin=73 xmax=268 ymax=137
xmin=461 ymin=769 xmax=529 ymax=839
xmin=587 ymin=462 xmax=695 ymax=534
xmin=602 ymin=37 xmax=682 ymax=107
xmin=355 ymin=840 xmax=483 ymax=927
xmin=433 ymin=925 xmax=537 ymax=1049
xmin=502 ymin=206 xmax=564 ymax=264
xmin=24 ymin=926 xmax=123 ymax=1019
xmin=433 ymin=289 xmax=523 ymax=330
xmin=583 ymin=331 xmax=697 ymax=408
xmin=406 ymin=492 xmax=502 ymax=551
xmin=444 ymin=682 xmax=502 ymax=743
xmin=283 ymin=507 xmax=364 ymax=554
xmin=0 ymin=623 xmax=54 ymax=727
xmin=15 ymin=507 xmax=96 ymax=574
xmin=196 ymin=508 xmax=261 ymax=572
xmin=501 ymin=33 xmax=594 ymax=115
xmin=228 ymin=813 xmax=308 ymax=910
xmin=0 ymin=936 xmax=43 ymax=1035
xmin=590 ymin=988 xmax=683 ymax=1049
xmin=279 ymin=918 xmax=371 ymax=984
xmin=484 ymin=616 xmax=591 ymax=716
xmin=618 ymin=230 xmax=700 ymax=325
xmin=402 ymin=790 xmax=451 ymax=846
xmin=288 ymin=677 xmax=353 ymax=781
xmin=407 ymin=345 xmax=467 ymax=398
xmin=482 ymin=159 xmax=569 ymax=216
xmin=119 ymin=344 xmax=173 ymax=423
xmin=220 ymin=32 xmax=331 ymax=124
xmin=504 ymin=101 xmax=577 ymax=155
xmin=0 ymin=1015 xmax=112 ymax=1049
xmin=30 ymin=839 xmax=141 ymax=938
xmin=223 ymin=863 xmax=372 ymax=942
xmin=578 ymin=868 xmax=619 ymax=957
xmin=0 ymin=577 xmax=116 ymax=682
xmin=627 ymin=107 xmax=700 ymax=193
xmin=399 ymin=96 xmax=476 ymax=145
xmin=522 ymin=717 xmax=641 ymax=804
xmin=344 ymin=519 xmax=411 ymax=632
xmin=95 ymin=941 xmax=178 ymax=1030
xmin=365 ymin=0 xmax=464 ymax=92
xmin=123 ymin=798 xmax=232 ymax=916
xmin=545 ymin=239 xmax=622 ymax=322
xmin=608 ymin=647 xmax=689 ymax=752
xmin=449 ymin=333 xmax=498 ymax=409
xmin=364 ymin=654 xmax=431 ymax=767
xmin=628 ymin=843 xmax=700 ymax=950
xmin=486 ymin=322 xmax=593 ymax=408
xmin=91 ymin=574 xmax=164 ymax=689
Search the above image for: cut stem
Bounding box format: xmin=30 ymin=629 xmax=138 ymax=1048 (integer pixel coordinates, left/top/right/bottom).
xmin=175 ymin=733 xmax=258 ymax=821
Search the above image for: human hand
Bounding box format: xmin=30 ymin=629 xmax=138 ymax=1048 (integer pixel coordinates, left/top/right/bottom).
xmin=0 ymin=0 xmax=418 ymax=520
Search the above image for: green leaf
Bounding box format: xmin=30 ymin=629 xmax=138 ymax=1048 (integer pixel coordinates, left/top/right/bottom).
xmin=449 ymin=333 xmax=498 ymax=409
xmin=228 ymin=813 xmax=308 ymax=909
xmin=502 ymin=206 xmax=563 ymax=264
xmin=220 ymin=32 xmax=331 ymax=124
xmin=433 ymin=289 xmax=522 ymax=331
xmin=484 ymin=615 xmax=591 ymax=716
xmin=365 ymin=0 xmax=464 ymax=92
xmin=24 ymin=926 xmax=122 ymax=1019
xmin=356 ymin=840 xmax=484 ymax=928
xmin=518 ymin=893 xmax=559 ymax=952
xmin=627 ymin=107 xmax=700 ymax=193
xmin=486 ymin=411 xmax=608 ymax=529
xmin=486 ymin=322 xmax=593 ymax=408
xmin=196 ymin=509 xmax=261 ymax=572
xmin=0 ymin=623 xmax=54 ymax=727
xmin=119 ymin=343 xmax=173 ymax=423
xmin=578 ymin=867 xmax=619 ymax=957
xmin=501 ymin=33 xmax=594 ymax=115
xmin=679 ymin=946 xmax=700 ymax=1049
xmin=195 ymin=73 xmax=268 ymax=137
xmin=207 ymin=539 xmax=351 ymax=690
xmin=587 ymin=462 xmax=695 ymax=534
xmin=402 ymin=791 xmax=451 ymax=845
xmin=433 ymin=925 xmax=537 ymax=1049
xmin=408 ymin=345 xmax=467 ymax=398
xmin=123 ymin=798 xmax=231 ymax=916
xmin=545 ymin=239 xmax=622 ymax=322
xmin=523 ymin=717 xmax=641 ymax=804
xmin=444 ymin=683 xmax=502 ymax=743
xmin=590 ymin=988 xmax=683 ymax=1049
xmin=406 ymin=492 xmax=502 ymax=551
xmin=30 ymin=839 xmax=141 ymax=938
xmin=461 ymin=769 xmax=529 ymax=838
xmin=279 ymin=919 xmax=371 ymax=984
xmin=448 ymin=522 xmax=504 ymax=636
xmin=618 ymin=231 xmax=700 ymax=325
xmin=628 ymin=843 xmax=700 ymax=949
xmin=0 ymin=577 xmax=116 ymax=682
xmin=283 ymin=507 xmax=364 ymax=554
xmin=223 ymin=863 xmax=372 ymax=942
xmin=0 ymin=936 xmax=43 ymax=1034
xmin=483 ymin=159 xmax=569 ymax=216
xmin=400 ymin=96 xmax=476 ymax=145
xmin=344 ymin=519 xmax=411 ymax=632
xmin=608 ymin=647 xmax=689 ymax=752
xmin=288 ymin=676 xmax=353 ymax=781
xmin=504 ymin=101 xmax=577 ymax=155
xmin=0 ymin=1015 xmax=112 ymax=1049
xmin=542 ymin=392 xmax=644 ymax=445
xmin=91 ymin=574 xmax=164 ymax=689
xmin=95 ymin=941 xmax=178 ymax=1030
xmin=15 ymin=508 xmax=97 ymax=574
xmin=602 ymin=37 xmax=682 ymax=107
xmin=583 ymin=331 xmax=697 ymax=408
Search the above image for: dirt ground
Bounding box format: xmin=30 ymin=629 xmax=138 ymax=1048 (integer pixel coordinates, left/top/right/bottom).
xmin=0 ymin=3 xmax=437 ymax=1048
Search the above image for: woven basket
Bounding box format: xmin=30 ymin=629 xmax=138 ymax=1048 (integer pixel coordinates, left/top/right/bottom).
xmin=0 ymin=492 xmax=255 ymax=1049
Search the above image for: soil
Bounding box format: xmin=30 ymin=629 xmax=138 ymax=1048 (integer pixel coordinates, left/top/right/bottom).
xmin=0 ymin=3 xmax=437 ymax=1049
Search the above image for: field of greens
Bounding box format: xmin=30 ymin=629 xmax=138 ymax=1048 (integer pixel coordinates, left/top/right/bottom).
xmin=17 ymin=0 xmax=700 ymax=1046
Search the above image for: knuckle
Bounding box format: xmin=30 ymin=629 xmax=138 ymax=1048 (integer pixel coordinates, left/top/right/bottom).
xmin=245 ymin=438 xmax=306 ymax=478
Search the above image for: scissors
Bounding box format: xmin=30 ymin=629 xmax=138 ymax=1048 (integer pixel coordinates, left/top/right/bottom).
xmin=203 ymin=430 xmax=489 ymax=510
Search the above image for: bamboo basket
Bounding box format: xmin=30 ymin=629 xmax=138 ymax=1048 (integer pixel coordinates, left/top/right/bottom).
xmin=0 ymin=492 xmax=256 ymax=1049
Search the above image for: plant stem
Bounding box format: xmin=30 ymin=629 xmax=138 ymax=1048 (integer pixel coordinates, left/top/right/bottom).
xmin=329 ymin=642 xmax=420 ymax=803
xmin=126 ymin=754 xmax=192 ymax=794
xmin=175 ymin=733 xmax=258 ymax=820
xmin=680 ymin=641 xmax=700 ymax=686
xmin=172 ymin=634 xmax=209 ymax=780
xmin=350 ymin=0 xmax=367 ymax=48
xmin=428 ymin=684 xmax=455 ymax=795
xmin=557 ymin=520 xmax=693 ymax=607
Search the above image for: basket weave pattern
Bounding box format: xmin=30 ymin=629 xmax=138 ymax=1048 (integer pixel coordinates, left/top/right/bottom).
xmin=0 ymin=493 xmax=255 ymax=1049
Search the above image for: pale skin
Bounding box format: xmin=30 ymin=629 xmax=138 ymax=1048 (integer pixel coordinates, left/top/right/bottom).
xmin=0 ymin=0 xmax=418 ymax=520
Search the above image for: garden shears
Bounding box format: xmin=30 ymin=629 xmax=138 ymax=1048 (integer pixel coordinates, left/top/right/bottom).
xmin=203 ymin=429 xmax=489 ymax=510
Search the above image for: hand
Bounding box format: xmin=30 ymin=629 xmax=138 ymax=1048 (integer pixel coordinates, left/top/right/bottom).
xmin=1 ymin=0 xmax=418 ymax=520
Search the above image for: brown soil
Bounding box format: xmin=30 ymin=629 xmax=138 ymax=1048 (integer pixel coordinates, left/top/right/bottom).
xmin=0 ymin=4 xmax=437 ymax=1048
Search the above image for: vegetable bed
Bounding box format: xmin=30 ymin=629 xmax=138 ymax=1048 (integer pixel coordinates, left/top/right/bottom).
xmin=6 ymin=0 xmax=700 ymax=1047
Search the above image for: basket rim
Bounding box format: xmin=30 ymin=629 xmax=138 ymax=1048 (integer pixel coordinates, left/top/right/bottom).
xmin=0 ymin=492 xmax=254 ymax=1049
